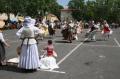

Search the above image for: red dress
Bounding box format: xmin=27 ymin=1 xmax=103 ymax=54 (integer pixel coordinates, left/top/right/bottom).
xmin=40 ymin=45 xmax=59 ymax=69
xmin=46 ymin=45 xmax=54 ymax=56
xmin=103 ymin=26 xmax=110 ymax=33
xmin=103 ymin=24 xmax=110 ymax=33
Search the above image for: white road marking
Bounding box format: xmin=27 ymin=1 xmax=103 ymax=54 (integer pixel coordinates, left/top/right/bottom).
xmin=114 ymin=38 xmax=120 ymax=47
xmin=57 ymin=38 xmax=88 ymax=65
xmin=38 ymin=69 xmax=66 ymax=74
xmin=83 ymin=44 xmax=119 ymax=48
xmin=99 ymin=55 xmax=106 ymax=58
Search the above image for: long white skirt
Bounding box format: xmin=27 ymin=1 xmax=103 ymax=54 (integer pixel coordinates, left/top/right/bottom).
xmin=18 ymin=44 xmax=40 ymax=69
xmin=39 ymin=56 xmax=59 ymax=70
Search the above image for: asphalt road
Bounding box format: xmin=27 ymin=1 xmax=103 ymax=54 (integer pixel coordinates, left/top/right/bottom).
xmin=0 ymin=28 xmax=120 ymax=79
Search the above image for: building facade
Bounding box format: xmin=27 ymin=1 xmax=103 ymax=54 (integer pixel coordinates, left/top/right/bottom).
xmin=61 ymin=8 xmax=73 ymax=21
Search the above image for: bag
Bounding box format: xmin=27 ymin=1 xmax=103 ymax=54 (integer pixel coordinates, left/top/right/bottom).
xmin=17 ymin=36 xmax=24 ymax=55
xmin=16 ymin=46 xmax=21 ymax=55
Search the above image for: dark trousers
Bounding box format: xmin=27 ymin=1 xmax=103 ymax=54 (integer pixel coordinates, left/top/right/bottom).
xmin=0 ymin=41 xmax=5 ymax=62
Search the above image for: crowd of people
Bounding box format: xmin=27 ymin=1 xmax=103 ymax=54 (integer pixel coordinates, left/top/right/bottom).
xmin=0 ymin=16 xmax=114 ymax=72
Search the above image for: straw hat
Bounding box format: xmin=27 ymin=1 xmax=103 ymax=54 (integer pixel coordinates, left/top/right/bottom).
xmin=0 ymin=20 xmax=5 ymax=28
xmin=18 ymin=16 xmax=24 ymax=22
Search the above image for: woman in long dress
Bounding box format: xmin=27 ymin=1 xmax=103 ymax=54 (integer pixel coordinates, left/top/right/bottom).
xmin=0 ymin=20 xmax=9 ymax=65
xmin=101 ymin=20 xmax=113 ymax=40
xmin=39 ymin=40 xmax=59 ymax=70
xmin=16 ymin=17 xmax=41 ymax=70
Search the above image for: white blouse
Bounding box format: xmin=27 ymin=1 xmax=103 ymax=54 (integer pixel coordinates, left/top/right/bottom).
xmin=0 ymin=32 xmax=5 ymax=43
xmin=16 ymin=26 xmax=41 ymax=44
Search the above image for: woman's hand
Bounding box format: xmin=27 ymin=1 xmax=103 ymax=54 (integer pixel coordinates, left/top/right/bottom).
xmin=4 ymin=42 xmax=10 ymax=47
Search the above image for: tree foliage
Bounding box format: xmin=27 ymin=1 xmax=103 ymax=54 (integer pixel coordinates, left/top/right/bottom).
xmin=0 ymin=0 xmax=63 ymax=18
xmin=0 ymin=0 xmax=119 ymax=22
xmin=68 ymin=0 xmax=120 ymax=22
xmin=68 ymin=0 xmax=84 ymax=20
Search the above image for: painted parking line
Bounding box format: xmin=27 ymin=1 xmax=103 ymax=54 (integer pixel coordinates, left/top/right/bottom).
xmin=114 ymin=38 xmax=120 ymax=47
xmin=37 ymin=69 xmax=66 ymax=74
xmin=57 ymin=38 xmax=88 ymax=65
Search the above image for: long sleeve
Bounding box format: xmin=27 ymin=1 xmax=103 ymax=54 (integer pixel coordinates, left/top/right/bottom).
xmin=33 ymin=26 xmax=41 ymax=34
xmin=16 ymin=26 xmax=41 ymax=44
xmin=16 ymin=27 xmax=24 ymax=38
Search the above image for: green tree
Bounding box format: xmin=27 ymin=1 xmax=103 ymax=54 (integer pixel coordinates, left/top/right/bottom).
xmin=0 ymin=0 xmax=63 ymax=18
xmin=68 ymin=0 xmax=84 ymax=21
xmin=95 ymin=0 xmax=120 ymax=22
xmin=84 ymin=1 xmax=96 ymax=20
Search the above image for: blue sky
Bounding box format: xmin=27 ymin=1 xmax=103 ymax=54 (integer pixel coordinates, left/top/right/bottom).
xmin=57 ymin=0 xmax=93 ymax=7
xmin=57 ymin=0 xmax=70 ymax=7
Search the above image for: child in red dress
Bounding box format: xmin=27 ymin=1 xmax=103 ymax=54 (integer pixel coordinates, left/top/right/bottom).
xmin=39 ymin=40 xmax=59 ymax=70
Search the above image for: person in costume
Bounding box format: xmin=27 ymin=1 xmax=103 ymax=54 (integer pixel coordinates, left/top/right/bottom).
xmin=0 ymin=20 xmax=10 ymax=66
xmin=86 ymin=20 xmax=98 ymax=41
xmin=39 ymin=40 xmax=59 ymax=70
xmin=48 ymin=21 xmax=55 ymax=36
xmin=67 ymin=20 xmax=75 ymax=43
xmin=101 ymin=20 xmax=113 ymax=40
xmin=16 ymin=16 xmax=40 ymax=70
xmin=41 ymin=18 xmax=49 ymax=37
xmin=77 ymin=20 xmax=84 ymax=34
xmin=73 ymin=21 xmax=80 ymax=40
xmin=61 ymin=21 xmax=68 ymax=40
xmin=37 ymin=22 xmax=45 ymax=40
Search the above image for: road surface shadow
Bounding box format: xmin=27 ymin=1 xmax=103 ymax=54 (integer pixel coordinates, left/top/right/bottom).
xmin=84 ymin=61 xmax=94 ymax=66
xmin=55 ymin=40 xmax=69 ymax=43
xmin=0 ymin=64 xmax=36 ymax=73
xmin=55 ymin=35 xmax=62 ymax=37
xmin=80 ymin=40 xmax=95 ymax=43
xmin=80 ymin=38 xmax=106 ymax=43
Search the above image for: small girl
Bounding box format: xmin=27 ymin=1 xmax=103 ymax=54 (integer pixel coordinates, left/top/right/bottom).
xmin=39 ymin=40 xmax=59 ymax=70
